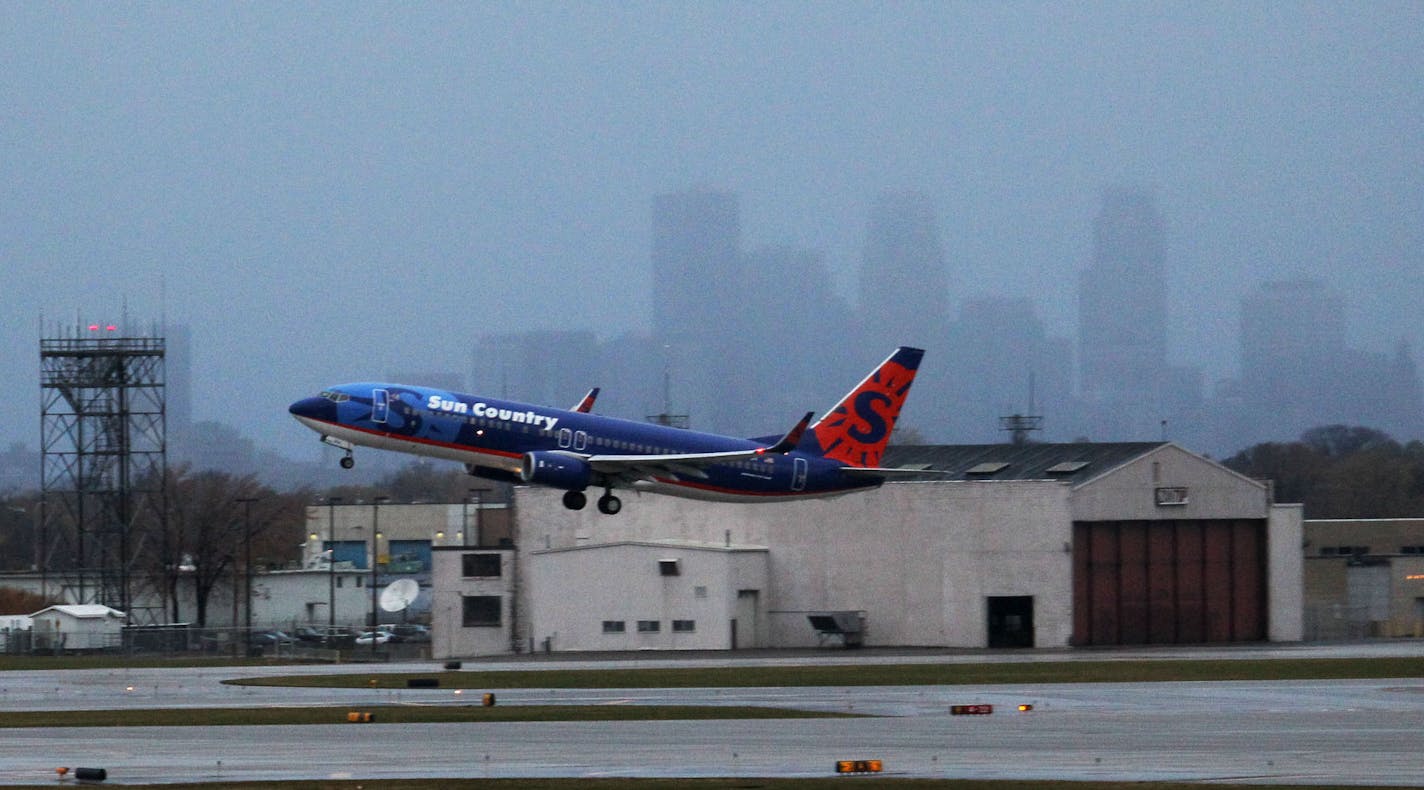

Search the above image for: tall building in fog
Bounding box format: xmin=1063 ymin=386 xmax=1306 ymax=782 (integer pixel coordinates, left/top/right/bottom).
xmin=649 ymin=189 xmax=746 ymax=431
xmin=165 ymin=323 xmax=192 ymax=436
xmin=740 ymin=246 xmax=859 ymax=425
xmin=859 ymin=191 xmax=949 ymax=352
xmin=1077 ymin=189 xmax=1170 ymax=438
xmin=1240 ymin=278 xmax=1344 ymax=413
xmin=1222 ymin=278 xmax=1424 ymax=448
xmin=165 ymin=323 xmax=196 ymax=465
xmin=946 ymin=297 xmax=1073 ymax=443
xmin=651 ymin=190 xmax=743 ymax=343
xmin=471 ymin=330 xmax=599 ymax=407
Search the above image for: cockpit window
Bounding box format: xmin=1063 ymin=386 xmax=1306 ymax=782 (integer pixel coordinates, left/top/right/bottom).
xmin=319 ymin=390 xmax=350 ymax=403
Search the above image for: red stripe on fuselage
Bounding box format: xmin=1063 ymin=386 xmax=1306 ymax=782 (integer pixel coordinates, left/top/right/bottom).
xmin=305 ymin=416 xmax=523 ymax=462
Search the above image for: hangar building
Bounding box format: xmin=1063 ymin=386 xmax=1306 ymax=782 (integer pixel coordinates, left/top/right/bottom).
xmin=433 ymin=442 xmax=1303 ymax=655
xmin=1303 ymin=518 xmax=1424 ymax=639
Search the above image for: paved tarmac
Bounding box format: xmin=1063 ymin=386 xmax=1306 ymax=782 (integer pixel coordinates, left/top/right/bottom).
xmin=1 ymin=642 xmax=1423 ymax=786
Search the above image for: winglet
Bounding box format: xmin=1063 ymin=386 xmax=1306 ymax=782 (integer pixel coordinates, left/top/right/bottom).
xmin=572 ymin=387 xmax=600 ymax=413
xmin=759 ymin=411 xmax=814 ymax=455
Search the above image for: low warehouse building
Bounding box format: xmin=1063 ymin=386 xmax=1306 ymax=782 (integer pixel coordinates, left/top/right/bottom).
xmin=1303 ymin=518 xmax=1424 ymax=639
xmin=466 ymin=442 xmax=1301 ymax=653
xmin=429 ymin=443 xmax=1302 ymax=655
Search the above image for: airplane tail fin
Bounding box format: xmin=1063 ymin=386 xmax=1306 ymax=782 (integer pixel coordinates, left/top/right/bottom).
xmin=803 ymin=347 xmax=924 ymax=468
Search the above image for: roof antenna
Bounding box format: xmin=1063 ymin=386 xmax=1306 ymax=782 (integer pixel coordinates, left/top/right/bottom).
xmin=998 ymin=371 xmax=1043 ymax=446
xmin=645 ymin=344 xmax=689 ymax=429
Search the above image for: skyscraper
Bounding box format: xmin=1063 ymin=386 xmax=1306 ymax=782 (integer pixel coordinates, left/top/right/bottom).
xmin=1077 ymin=188 xmax=1170 ymax=438
xmin=649 ymin=189 xmax=745 ymax=431
xmin=651 ymin=189 xmax=743 ymax=344
xmin=859 ymin=191 xmax=949 ymax=352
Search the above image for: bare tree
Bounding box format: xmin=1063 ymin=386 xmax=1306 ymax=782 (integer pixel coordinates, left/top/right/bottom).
xmin=138 ymin=467 xmax=306 ymax=626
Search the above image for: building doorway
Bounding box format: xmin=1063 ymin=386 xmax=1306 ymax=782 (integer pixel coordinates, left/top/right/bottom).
xmin=987 ymin=596 xmax=1034 ymax=648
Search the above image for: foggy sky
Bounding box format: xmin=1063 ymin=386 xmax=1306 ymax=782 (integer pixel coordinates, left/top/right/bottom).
xmin=3 ymin=4 xmax=1421 ymax=456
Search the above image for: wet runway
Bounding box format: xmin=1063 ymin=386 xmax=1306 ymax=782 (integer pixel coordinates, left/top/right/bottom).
xmin=2 ymin=643 xmax=1423 ymax=786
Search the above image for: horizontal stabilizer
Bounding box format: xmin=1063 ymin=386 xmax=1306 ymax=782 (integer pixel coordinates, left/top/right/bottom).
xmin=839 ymin=466 xmax=955 ymax=479
xmin=763 ymin=412 xmax=814 ymax=454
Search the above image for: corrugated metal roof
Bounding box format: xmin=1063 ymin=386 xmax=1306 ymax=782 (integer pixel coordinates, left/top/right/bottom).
xmin=30 ymin=604 xmax=126 ymax=619
xmin=882 ymin=442 xmax=1169 ymax=485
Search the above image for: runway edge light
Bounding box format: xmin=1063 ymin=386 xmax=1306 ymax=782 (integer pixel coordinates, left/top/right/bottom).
xmin=835 ymin=759 xmax=883 ymax=774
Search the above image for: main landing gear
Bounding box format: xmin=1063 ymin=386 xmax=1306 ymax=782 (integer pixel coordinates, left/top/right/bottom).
xmin=561 ymin=488 xmax=622 ymax=515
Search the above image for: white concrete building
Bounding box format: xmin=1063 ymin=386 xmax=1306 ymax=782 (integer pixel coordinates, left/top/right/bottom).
xmin=430 ymin=442 xmax=1302 ymax=656
xmin=527 ymin=541 xmax=770 ymax=651
xmin=30 ymin=604 xmax=125 ymax=651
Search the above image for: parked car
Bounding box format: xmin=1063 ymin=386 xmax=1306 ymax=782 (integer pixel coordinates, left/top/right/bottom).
xmin=354 ymin=630 xmax=391 ymax=646
xmin=248 ymin=630 xmax=294 ymax=647
xmin=390 ymin=624 xmax=430 ymax=643
xmin=377 ymin=623 xmax=430 ymax=643
xmin=294 ymin=626 xmax=325 ymax=643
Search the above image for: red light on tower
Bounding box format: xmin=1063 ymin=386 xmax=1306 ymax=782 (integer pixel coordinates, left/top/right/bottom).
xmin=88 ymin=324 xmax=99 ymax=332
xmin=106 ymin=325 xmax=117 ymax=331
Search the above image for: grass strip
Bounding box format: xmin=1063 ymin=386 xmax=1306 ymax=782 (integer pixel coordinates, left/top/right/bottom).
xmin=229 ymin=656 xmax=1424 ymax=690
xmin=0 ymin=704 xmax=858 ymax=729
xmin=3 ymin=778 xmax=1419 ymax=790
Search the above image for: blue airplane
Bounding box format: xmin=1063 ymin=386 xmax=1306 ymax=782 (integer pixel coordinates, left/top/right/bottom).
xmin=289 ymin=347 xmax=925 ymax=515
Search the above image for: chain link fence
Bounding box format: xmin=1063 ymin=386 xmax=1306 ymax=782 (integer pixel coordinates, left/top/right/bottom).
xmin=3 ymin=623 xmax=430 ymax=660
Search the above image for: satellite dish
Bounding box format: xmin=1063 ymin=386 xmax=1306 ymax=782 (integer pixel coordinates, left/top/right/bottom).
xmin=379 ymin=578 xmax=420 ymax=612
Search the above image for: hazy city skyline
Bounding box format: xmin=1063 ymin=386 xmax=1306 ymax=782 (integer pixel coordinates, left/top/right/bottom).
xmin=4 ymin=5 xmax=1421 ymax=458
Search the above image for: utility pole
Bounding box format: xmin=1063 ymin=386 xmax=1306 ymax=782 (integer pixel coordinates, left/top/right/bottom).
xmin=370 ymin=495 xmax=388 ymax=655
xmin=237 ymin=497 xmax=257 ymax=652
xmin=327 ymin=496 xmax=341 ymax=634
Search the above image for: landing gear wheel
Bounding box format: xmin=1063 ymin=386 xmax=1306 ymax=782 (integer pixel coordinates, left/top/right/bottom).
xmin=562 ymin=490 xmax=587 ymax=510
xmin=339 ymin=455 xmax=354 ymax=469
xmin=596 ymin=492 xmax=622 ymax=515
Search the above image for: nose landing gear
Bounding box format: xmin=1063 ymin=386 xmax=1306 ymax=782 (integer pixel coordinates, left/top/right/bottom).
xmin=321 ymin=435 xmax=356 ymax=469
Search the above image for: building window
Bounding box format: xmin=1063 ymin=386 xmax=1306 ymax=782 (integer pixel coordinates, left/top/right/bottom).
xmin=601 ymin=620 xmax=626 ymax=633
xmin=1401 ymin=546 xmax=1424 ymax=555
xmin=636 ymin=620 xmax=660 ymax=633
xmin=672 ymin=619 xmax=695 ymax=633
xmin=462 ymin=595 xmax=502 ymax=627
xmin=336 ymin=577 xmax=345 ymax=588
xmin=462 ymin=553 xmax=502 ymax=577
xmin=658 ymin=559 xmax=680 ymax=576
xmin=694 ymin=586 xmax=708 ymax=599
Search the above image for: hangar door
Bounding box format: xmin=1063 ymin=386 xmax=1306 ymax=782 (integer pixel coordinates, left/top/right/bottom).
xmin=1072 ymin=520 xmax=1266 ymax=646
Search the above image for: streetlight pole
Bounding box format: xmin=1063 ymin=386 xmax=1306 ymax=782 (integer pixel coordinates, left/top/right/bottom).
xmin=236 ymin=497 xmax=257 ymax=650
xmin=469 ymin=487 xmax=488 ymax=547
xmin=327 ymin=497 xmax=341 ymax=635
xmin=371 ymin=495 xmax=388 ymax=655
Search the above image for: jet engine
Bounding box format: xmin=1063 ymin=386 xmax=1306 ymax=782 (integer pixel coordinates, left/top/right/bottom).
xmin=519 ymin=451 xmax=593 ymax=491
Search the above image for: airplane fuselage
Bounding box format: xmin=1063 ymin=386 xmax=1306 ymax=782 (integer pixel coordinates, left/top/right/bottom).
xmin=289 ymin=384 xmax=878 ymax=504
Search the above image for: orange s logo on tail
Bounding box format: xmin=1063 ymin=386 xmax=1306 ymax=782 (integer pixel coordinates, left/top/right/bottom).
xmin=805 ymin=347 xmax=924 ymax=468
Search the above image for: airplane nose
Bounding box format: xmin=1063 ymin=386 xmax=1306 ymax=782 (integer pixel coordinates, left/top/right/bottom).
xmin=289 ymin=396 xmax=334 ymax=422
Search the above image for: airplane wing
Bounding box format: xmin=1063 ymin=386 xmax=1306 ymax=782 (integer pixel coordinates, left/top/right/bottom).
xmin=571 ymin=387 xmax=600 ymax=413
xmin=564 ymin=412 xmax=815 ymax=483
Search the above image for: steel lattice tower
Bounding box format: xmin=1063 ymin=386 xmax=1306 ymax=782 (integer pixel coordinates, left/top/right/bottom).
xmin=40 ymin=324 xmax=166 ymax=620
